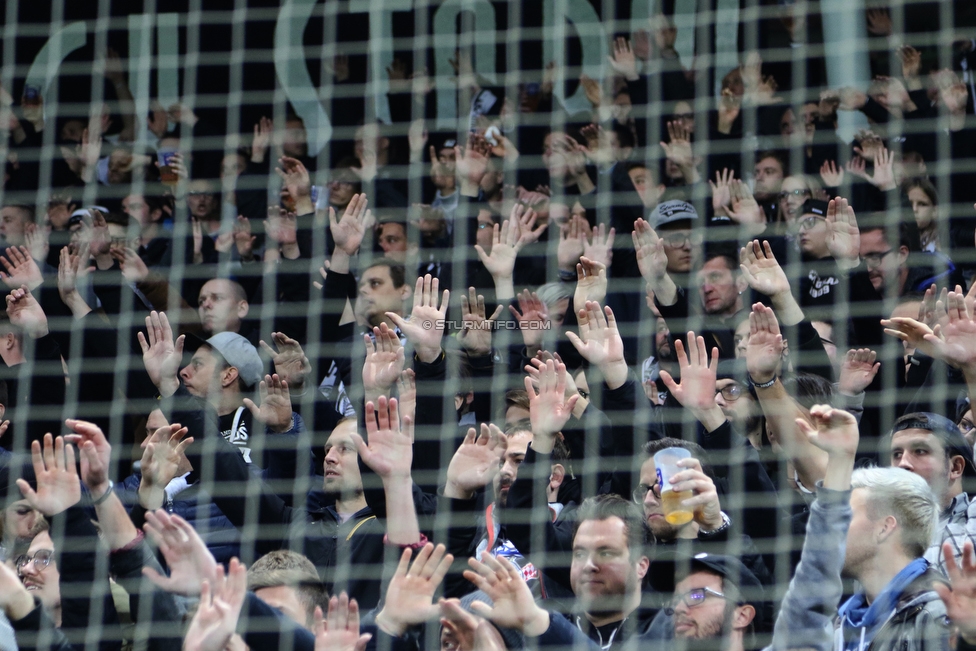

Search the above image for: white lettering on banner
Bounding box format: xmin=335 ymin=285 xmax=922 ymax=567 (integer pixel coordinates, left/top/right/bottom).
xmin=432 ymin=0 xmax=498 ymax=129
xmin=542 ymin=0 xmax=608 ymax=116
xmin=23 ymin=0 xmax=715 ymax=152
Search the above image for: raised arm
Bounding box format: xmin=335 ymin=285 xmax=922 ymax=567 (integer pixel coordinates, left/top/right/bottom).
xmin=474 ymin=205 xmax=528 ymax=301
xmin=632 ymin=218 xmax=676 ymax=306
xmin=352 ymin=396 xmax=420 ymax=546
xmin=659 ymin=333 xmax=727 ymax=433
xmin=746 ymin=303 xmax=828 ymax=488
xmin=769 ymin=405 xmax=858 ymax=651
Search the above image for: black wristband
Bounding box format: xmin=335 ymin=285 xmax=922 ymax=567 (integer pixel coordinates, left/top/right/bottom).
xmin=91 ymin=480 xmax=115 ymax=506
xmin=749 ymin=376 xmax=776 ymax=389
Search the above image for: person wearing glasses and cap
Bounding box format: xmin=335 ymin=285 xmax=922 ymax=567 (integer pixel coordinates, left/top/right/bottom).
xmin=667 ymin=553 xmax=763 ymax=650
xmin=884 ymin=411 xmax=976 ymax=574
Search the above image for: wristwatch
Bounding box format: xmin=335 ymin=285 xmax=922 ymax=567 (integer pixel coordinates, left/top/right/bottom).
xmin=698 ymin=511 xmax=731 ymax=536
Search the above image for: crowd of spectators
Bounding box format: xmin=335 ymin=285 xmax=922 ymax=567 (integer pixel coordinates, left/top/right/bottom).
xmin=2 ymin=3 xmax=976 ymax=651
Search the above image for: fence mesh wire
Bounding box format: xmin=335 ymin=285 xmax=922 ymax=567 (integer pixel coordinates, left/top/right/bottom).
xmin=0 ymin=0 xmax=974 ymax=650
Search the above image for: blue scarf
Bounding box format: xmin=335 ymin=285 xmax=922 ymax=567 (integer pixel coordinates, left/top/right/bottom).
xmin=837 ymin=558 xmax=929 ymax=651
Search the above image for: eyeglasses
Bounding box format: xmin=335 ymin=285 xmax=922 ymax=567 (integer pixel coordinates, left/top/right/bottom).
xmin=477 ymin=222 xmax=494 ymax=230
xmin=716 ymin=384 xmax=743 ymax=402
xmin=778 ymin=189 xmax=810 ymax=200
xmin=665 ymin=587 xmax=731 ymax=615
xmin=632 ymin=482 xmax=661 ymax=504
xmin=15 ymin=550 xmax=53 ymax=573
xmin=862 ymin=249 xmax=895 ymax=266
xmin=797 ymin=215 xmax=825 ymax=231
xmin=661 ymin=231 xmax=703 ymax=247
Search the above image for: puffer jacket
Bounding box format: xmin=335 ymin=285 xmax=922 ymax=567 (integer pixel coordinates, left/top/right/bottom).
xmin=116 ymin=474 xmax=241 ymax=562
xmin=832 ymin=568 xmax=951 ymax=651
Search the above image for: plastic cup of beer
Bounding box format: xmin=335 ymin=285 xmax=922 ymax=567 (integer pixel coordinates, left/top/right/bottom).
xmin=157 ymin=150 xmax=179 ymax=185
xmin=653 ymin=447 xmax=694 ymax=525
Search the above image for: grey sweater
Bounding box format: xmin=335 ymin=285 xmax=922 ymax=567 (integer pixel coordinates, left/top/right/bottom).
xmin=766 ymin=487 xmax=853 ymax=651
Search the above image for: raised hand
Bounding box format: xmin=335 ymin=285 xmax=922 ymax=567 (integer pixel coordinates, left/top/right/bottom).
xmin=251 ymin=116 xmax=273 ymax=163
xmin=739 ymin=240 xmax=789 ymax=298
xmin=454 ymin=137 xmax=490 ymax=193
xmin=864 ymin=147 xmax=896 ymax=191
xmin=881 ymin=316 xmax=938 ymax=358
xmin=396 ymin=370 xmax=417 ymax=428
xmin=139 ymin=424 xmax=193 ymax=510
xmin=183 ymin=559 xmax=247 ymax=651
xmin=566 ymin=301 xmax=628 ymax=389
xmin=579 ymin=74 xmax=605 ymax=110
xmin=924 ymin=290 xmax=976 ymax=374
xmin=659 ymin=333 xmax=719 ymax=412
xmin=266 ymin=207 xmax=298 ymax=247
xmin=313 ymin=593 xmax=373 ymax=651
xmin=260 ymin=332 xmax=312 ymax=389
xmin=276 ymin=156 xmax=313 ymax=213
xmin=933 ymin=541 xmax=976 ymax=645
xmin=575 ymin=256 xmax=608 ymax=307
xmin=899 ymin=46 xmax=922 ymax=89
xmin=474 ymin=211 xmax=522 ymax=281
xmin=445 ymin=423 xmax=506 ymax=499
xmin=6 ymin=285 xmax=48 ymax=339
xmin=353 ymin=396 xmax=414 ymax=482
xmin=746 ymin=303 xmax=784 ymax=384
xmin=824 ymin=197 xmax=860 ymax=265
xmin=632 ymin=218 xmax=669 ymax=282
xmin=62 ymin=418 xmax=112 ymax=496
xmin=234 ymin=215 xmax=257 ymax=260
xmin=16 ymin=434 xmax=81 ymax=516
xmin=374 ymin=544 xmax=454 ymax=637
xmin=0 ymin=246 xmax=42 ymax=291
xmin=386 ymin=274 xmax=449 ymax=363
xmin=509 ymin=290 xmax=549 ymax=351
xmin=329 ymin=194 xmax=375 ymax=257
xmin=362 ymin=323 xmax=405 ymax=394
xmin=583 ymin=223 xmax=615 ymax=268
xmin=795 ymin=404 xmax=859 ymax=458
xmin=660 ymin=120 xmax=695 ymax=173
xmin=838 ymin=349 xmax=880 ymax=395
xmin=142 ymin=510 xmax=219 ymax=595
xmin=242 ymin=374 xmax=293 ymax=433
xmin=137 ymin=311 xmax=184 ymax=397
xmin=607 ymin=36 xmax=639 ymax=81
xmin=727 ymin=180 xmax=764 ymax=228
xmin=116 ymin=247 xmax=149 ymax=283
xmin=709 ymin=168 xmax=734 ymax=215
xmin=463 ymin=553 xmax=550 ymax=636
xmin=525 ymin=358 xmax=579 ymax=445
xmin=514 ymin=205 xmax=547 ymax=248
xmin=819 ymin=160 xmax=845 ymax=188
xmin=458 ymin=287 xmax=503 ymax=357
xmin=557 ymin=215 xmax=586 ymax=272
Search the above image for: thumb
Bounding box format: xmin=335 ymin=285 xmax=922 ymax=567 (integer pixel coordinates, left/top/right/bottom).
xmin=242 ymin=398 xmax=261 ymax=419
xmin=658 ymin=369 xmax=679 ymax=394
xmin=141 ymin=565 xmax=171 ymax=590
xmin=15 ymin=479 xmax=36 ymax=502
xmin=565 ymin=331 xmax=586 ymax=355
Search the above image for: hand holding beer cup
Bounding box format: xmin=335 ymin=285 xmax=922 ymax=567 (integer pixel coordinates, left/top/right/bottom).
xmin=654 ymin=449 xmax=723 ymax=530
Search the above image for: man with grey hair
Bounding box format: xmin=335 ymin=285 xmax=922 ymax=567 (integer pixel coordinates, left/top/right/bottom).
xmin=766 ymin=404 xmax=951 ymax=651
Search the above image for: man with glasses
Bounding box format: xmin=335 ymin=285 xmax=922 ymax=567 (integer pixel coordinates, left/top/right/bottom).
xmin=668 ymin=553 xmax=762 ymax=649
xmin=858 ymin=221 xmax=947 ymax=297
xmin=651 ymin=199 xmax=702 ymax=275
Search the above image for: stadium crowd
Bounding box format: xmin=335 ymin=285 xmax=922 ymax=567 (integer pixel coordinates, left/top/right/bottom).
xmin=1 ymin=3 xmax=976 ymax=651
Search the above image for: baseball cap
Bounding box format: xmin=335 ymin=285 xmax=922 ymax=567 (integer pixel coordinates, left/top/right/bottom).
xmin=799 ymin=199 xmax=828 ymax=218
xmin=189 ymin=331 xmax=264 ymax=388
xmin=668 ymin=553 xmax=766 ymax=630
xmin=889 ymin=412 xmax=976 ymax=479
xmin=651 ymin=200 xmax=699 ymax=229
